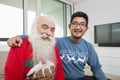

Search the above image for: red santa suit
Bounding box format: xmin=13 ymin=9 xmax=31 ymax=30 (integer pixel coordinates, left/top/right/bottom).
xmin=4 ymin=38 xmax=65 ymax=80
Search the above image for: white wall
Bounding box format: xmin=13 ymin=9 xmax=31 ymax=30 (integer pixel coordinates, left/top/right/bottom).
xmin=74 ymin=0 xmax=120 ymax=76
xmin=0 ymin=42 xmax=9 ymax=51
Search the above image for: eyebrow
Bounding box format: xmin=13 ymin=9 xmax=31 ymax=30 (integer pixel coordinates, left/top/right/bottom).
xmin=42 ymin=24 xmax=48 ymax=26
xmin=72 ymin=21 xmax=85 ymax=23
xmin=42 ymin=24 xmax=55 ymax=29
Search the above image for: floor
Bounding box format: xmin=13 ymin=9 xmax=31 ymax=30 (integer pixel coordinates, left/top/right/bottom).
xmin=0 ymin=51 xmax=7 ymax=80
xmin=0 ymin=51 xmax=120 ymax=80
xmin=84 ymin=66 xmax=120 ymax=80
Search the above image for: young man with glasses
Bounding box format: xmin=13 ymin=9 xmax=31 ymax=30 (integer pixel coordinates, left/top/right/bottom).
xmin=7 ymin=12 xmax=108 ymax=80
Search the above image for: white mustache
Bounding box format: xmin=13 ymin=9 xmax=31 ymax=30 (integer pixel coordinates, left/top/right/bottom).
xmin=41 ymin=34 xmax=49 ymax=38
xmin=41 ymin=34 xmax=52 ymax=40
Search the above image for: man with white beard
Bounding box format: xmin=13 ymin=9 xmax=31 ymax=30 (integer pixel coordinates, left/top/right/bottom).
xmin=4 ymin=16 xmax=65 ymax=80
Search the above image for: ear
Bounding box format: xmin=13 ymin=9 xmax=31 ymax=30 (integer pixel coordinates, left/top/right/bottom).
xmin=86 ymin=26 xmax=88 ymax=29
xmin=85 ymin=26 xmax=88 ymax=30
xmin=68 ymin=24 xmax=71 ymax=29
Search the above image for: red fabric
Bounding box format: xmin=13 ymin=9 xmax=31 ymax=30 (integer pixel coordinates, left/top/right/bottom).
xmin=53 ymin=46 xmax=65 ymax=80
xmin=4 ymin=38 xmax=65 ymax=80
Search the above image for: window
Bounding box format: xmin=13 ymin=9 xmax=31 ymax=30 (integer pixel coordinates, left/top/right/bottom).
xmin=0 ymin=0 xmax=23 ymax=40
xmin=0 ymin=0 xmax=72 ymax=51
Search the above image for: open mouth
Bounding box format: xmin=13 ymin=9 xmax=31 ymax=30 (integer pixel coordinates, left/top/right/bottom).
xmin=74 ymin=29 xmax=82 ymax=33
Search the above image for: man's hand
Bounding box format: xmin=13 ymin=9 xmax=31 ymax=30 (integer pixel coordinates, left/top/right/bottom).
xmin=7 ymin=35 xmax=23 ymax=47
xmin=27 ymin=61 xmax=55 ymax=80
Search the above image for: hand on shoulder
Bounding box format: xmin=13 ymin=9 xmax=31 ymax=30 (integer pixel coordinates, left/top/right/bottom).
xmin=7 ymin=35 xmax=23 ymax=47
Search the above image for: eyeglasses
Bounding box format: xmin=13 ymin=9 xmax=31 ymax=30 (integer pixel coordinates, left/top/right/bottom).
xmin=71 ymin=22 xmax=86 ymax=27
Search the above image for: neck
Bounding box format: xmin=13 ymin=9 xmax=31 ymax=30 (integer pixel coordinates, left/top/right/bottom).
xmin=70 ymin=36 xmax=81 ymax=43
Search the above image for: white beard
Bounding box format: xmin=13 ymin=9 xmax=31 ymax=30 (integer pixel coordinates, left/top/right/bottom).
xmin=28 ymin=25 xmax=56 ymax=64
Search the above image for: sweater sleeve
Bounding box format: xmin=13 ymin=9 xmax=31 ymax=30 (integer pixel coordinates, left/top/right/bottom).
xmin=87 ymin=44 xmax=107 ymax=80
xmin=4 ymin=38 xmax=30 ymax=80
xmin=53 ymin=45 xmax=65 ymax=80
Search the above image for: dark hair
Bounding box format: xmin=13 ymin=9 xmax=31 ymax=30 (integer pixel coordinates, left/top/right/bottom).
xmin=70 ymin=11 xmax=89 ymax=26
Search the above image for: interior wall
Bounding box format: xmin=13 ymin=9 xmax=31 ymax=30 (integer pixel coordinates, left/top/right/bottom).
xmin=0 ymin=42 xmax=9 ymax=51
xmin=74 ymin=0 xmax=120 ymax=76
